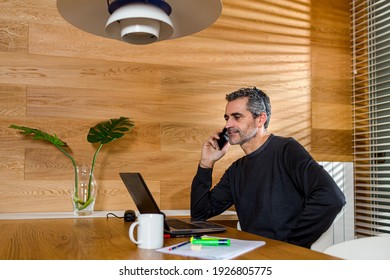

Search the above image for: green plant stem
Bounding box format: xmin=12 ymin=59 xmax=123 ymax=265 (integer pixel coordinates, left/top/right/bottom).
xmin=88 ymin=143 xmax=103 ymax=198
xmin=54 ymin=145 xmax=79 ymax=197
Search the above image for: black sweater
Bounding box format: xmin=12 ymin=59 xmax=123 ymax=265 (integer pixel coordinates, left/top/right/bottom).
xmin=191 ymin=134 xmax=346 ymax=248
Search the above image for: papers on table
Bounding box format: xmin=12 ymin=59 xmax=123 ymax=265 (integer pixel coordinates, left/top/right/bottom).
xmin=156 ymin=236 xmax=266 ymax=260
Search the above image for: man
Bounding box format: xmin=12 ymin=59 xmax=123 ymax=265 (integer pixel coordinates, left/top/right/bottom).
xmin=191 ymin=87 xmax=346 ymax=248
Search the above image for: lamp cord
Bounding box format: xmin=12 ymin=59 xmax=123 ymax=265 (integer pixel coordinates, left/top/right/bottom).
xmin=106 ymin=212 xmax=124 ymax=219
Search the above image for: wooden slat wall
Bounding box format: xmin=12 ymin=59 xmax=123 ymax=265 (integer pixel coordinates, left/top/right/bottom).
xmin=0 ymin=0 xmax=351 ymax=213
xmin=311 ymin=0 xmax=352 ymax=161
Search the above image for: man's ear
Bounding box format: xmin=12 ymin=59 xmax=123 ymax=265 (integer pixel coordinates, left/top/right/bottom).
xmin=257 ymin=112 xmax=267 ymax=128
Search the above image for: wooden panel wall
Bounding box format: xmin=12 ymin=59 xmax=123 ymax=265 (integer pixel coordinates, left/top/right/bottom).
xmin=311 ymin=0 xmax=352 ymax=161
xmin=0 ymin=0 xmax=351 ymax=213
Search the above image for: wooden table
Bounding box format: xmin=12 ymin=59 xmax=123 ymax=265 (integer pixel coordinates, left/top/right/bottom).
xmin=0 ymin=217 xmax=339 ymax=260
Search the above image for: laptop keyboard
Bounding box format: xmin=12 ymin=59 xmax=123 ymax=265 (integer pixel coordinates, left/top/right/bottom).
xmin=166 ymin=219 xmax=202 ymax=229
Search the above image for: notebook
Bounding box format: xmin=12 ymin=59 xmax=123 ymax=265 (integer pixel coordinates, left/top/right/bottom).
xmin=119 ymin=172 xmax=226 ymax=235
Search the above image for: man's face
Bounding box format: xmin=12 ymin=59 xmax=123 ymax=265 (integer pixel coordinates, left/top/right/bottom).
xmin=224 ymin=97 xmax=259 ymax=146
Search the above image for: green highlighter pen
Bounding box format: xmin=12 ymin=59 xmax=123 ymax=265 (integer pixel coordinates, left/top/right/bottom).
xmin=190 ymin=237 xmax=231 ymax=246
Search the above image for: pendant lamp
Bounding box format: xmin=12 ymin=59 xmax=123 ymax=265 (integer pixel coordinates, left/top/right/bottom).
xmin=57 ymin=0 xmax=223 ymax=45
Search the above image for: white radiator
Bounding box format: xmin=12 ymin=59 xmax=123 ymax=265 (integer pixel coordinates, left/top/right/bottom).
xmin=310 ymin=162 xmax=355 ymax=252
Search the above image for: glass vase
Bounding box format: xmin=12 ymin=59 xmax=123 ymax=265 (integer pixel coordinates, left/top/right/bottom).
xmin=71 ymin=165 xmax=98 ymax=216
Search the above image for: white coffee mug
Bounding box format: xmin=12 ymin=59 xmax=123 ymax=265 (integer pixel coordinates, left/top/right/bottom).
xmin=129 ymin=213 xmax=164 ymax=249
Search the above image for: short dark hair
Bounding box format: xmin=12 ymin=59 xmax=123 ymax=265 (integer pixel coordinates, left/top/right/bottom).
xmin=226 ymin=87 xmax=271 ymax=129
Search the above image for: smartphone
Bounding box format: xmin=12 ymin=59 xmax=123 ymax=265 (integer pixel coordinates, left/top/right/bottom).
xmin=216 ymin=128 xmax=229 ymax=150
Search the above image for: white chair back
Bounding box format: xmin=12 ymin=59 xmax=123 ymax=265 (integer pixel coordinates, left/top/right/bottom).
xmin=324 ymin=236 xmax=390 ymax=260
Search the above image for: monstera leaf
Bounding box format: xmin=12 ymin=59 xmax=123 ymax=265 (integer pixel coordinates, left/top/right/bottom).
xmin=87 ymin=116 xmax=134 ymax=145
xmin=9 ymin=124 xmax=75 ymax=168
xmin=9 ymin=125 xmax=68 ymax=147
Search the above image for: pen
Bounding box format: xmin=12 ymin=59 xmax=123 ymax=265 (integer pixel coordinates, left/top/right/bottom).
xmin=168 ymin=241 xmax=191 ymax=251
xmin=190 ymin=237 xmax=231 ymax=246
xmin=164 ymin=233 xmax=202 ymax=238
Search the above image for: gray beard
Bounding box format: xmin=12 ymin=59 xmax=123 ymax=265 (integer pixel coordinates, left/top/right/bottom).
xmin=232 ymin=126 xmax=258 ymax=146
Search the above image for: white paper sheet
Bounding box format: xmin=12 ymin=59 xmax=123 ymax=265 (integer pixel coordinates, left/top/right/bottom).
xmin=156 ymin=236 xmax=266 ymax=260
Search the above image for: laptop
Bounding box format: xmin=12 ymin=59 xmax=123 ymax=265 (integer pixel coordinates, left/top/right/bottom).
xmin=119 ymin=172 xmax=226 ymax=235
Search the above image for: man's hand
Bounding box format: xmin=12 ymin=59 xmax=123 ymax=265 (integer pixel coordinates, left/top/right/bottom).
xmin=199 ymin=132 xmax=229 ymax=168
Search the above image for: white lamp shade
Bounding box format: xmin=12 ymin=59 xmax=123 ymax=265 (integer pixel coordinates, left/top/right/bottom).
xmin=105 ymin=3 xmax=173 ymax=45
xmin=57 ymin=0 xmax=222 ymax=45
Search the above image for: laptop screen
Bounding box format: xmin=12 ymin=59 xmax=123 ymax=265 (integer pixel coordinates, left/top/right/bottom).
xmin=120 ymin=172 xmax=227 ymax=235
xmin=119 ymin=172 xmax=163 ymax=215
